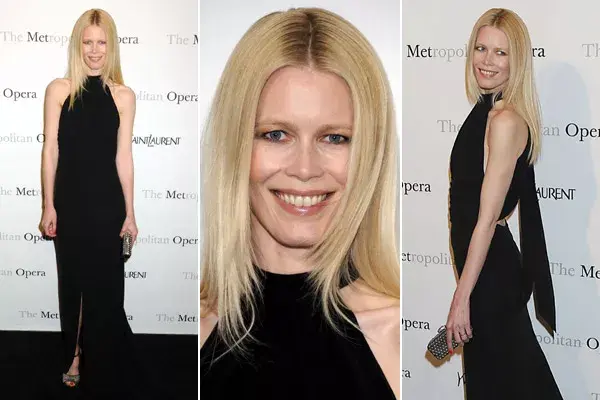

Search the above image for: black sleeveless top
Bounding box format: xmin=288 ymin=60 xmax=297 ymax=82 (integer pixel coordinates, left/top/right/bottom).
xmin=449 ymin=92 xmax=556 ymax=331
xmin=200 ymin=270 xmax=396 ymax=400
xmin=54 ymin=75 xmax=124 ymax=217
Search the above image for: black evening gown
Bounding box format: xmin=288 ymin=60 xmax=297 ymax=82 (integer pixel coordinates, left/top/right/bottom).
xmin=54 ymin=75 xmax=139 ymax=398
xmin=449 ymin=92 xmax=563 ymax=399
xmin=200 ymin=269 xmax=396 ymax=400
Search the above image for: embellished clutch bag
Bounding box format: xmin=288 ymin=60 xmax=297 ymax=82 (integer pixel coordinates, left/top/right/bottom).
xmin=427 ymin=326 xmax=459 ymax=360
xmin=122 ymin=232 xmax=133 ymax=260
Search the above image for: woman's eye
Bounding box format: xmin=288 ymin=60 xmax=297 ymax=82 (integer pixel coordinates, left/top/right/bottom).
xmin=323 ymin=134 xmax=350 ymax=144
xmin=263 ymin=130 xmax=287 ymax=142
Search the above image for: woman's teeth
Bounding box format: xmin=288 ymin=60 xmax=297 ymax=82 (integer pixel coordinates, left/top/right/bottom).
xmin=276 ymin=192 xmax=327 ymax=207
xmin=480 ymin=68 xmax=497 ymax=77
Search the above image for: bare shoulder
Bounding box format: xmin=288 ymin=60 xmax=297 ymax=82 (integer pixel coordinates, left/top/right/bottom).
xmin=342 ymin=280 xmax=399 ymax=398
xmin=47 ymin=78 xmax=70 ymax=90
xmin=341 ymin=280 xmax=400 ymax=337
xmin=109 ymin=84 xmax=135 ymax=115
xmin=45 ymin=78 xmax=70 ymax=103
xmin=111 ymin=84 xmax=134 ymax=99
xmin=200 ymin=300 xmax=218 ymax=348
xmin=488 ymin=105 xmax=528 ymax=141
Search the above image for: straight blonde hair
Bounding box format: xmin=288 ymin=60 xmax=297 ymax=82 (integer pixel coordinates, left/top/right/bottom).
xmin=66 ymin=9 xmax=124 ymax=110
xmin=465 ymin=8 xmax=541 ymax=164
xmin=200 ymin=8 xmax=399 ymax=355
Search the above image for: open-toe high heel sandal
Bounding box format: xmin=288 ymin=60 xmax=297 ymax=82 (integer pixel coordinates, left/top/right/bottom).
xmin=62 ymin=349 xmax=82 ymax=388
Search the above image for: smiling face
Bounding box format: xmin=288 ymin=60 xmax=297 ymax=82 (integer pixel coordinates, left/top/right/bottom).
xmin=82 ymin=25 xmax=107 ymax=74
xmin=472 ymin=25 xmax=510 ymax=92
xmin=249 ymin=66 xmax=353 ymax=250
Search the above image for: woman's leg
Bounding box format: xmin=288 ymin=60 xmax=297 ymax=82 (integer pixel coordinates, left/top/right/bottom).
xmin=55 ymin=232 xmax=84 ymax=375
xmin=66 ymin=296 xmax=83 ymax=375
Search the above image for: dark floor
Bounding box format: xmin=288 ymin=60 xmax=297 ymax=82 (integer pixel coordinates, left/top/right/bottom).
xmin=0 ymin=330 xmax=197 ymax=399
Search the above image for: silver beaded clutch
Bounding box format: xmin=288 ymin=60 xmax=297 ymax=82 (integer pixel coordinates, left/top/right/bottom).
xmin=122 ymin=232 xmax=133 ymax=260
xmin=427 ymin=326 xmax=459 ymax=360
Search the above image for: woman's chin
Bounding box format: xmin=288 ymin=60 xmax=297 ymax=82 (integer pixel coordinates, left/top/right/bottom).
xmin=274 ymin=233 xmax=321 ymax=249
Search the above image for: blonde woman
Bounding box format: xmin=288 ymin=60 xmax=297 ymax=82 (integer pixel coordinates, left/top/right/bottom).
xmin=200 ymin=8 xmax=399 ymax=400
xmin=39 ymin=9 xmax=138 ymax=393
xmin=445 ymin=8 xmax=562 ymax=399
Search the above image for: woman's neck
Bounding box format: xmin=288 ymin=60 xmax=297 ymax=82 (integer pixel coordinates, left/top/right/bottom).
xmin=251 ymin=217 xmax=315 ymax=275
xmin=87 ymin=68 xmax=102 ymax=77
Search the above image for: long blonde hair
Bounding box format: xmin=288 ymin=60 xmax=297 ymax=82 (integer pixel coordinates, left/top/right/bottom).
xmin=66 ymin=9 xmax=124 ymax=110
xmin=465 ymin=8 xmax=541 ymax=164
xmin=200 ymin=7 xmax=399 ymax=355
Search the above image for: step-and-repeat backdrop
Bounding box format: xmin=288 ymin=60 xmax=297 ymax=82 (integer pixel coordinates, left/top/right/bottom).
xmin=404 ymin=0 xmax=600 ymax=398
xmin=0 ymin=0 xmax=198 ymax=334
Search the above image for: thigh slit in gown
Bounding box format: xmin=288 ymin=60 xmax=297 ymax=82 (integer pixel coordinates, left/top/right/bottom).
xmin=54 ymin=75 xmax=135 ymax=394
xmin=449 ymin=92 xmax=563 ymax=399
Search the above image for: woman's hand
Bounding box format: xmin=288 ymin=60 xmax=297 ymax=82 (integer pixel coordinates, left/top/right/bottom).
xmin=40 ymin=207 xmax=57 ymax=237
xmin=445 ymin=290 xmax=473 ymax=353
xmin=120 ymin=215 xmax=138 ymax=243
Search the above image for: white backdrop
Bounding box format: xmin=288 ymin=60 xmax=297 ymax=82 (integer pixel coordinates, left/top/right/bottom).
xmin=0 ymin=0 xmax=198 ymax=334
xmin=403 ymin=1 xmax=600 ymax=399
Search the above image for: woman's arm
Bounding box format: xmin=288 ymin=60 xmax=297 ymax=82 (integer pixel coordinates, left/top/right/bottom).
xmin=115 ymin=86 xmax=136 ymax=219
xmin=447 ymin=108 xmax=528 ymax=346
xmin=457 ymin=110 xmax=528 ymax=297
xmin=41 ymin=79 xmax=68 ymax=210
